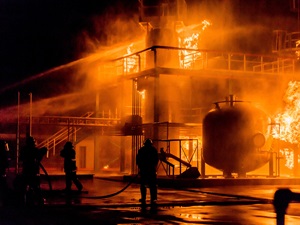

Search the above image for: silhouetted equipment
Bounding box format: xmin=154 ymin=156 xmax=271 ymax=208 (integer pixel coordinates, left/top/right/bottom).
xmin=202 ymin=95 xmax=271 ymax=177
xmin=122 ymin=115 xmax=143 ymax=135
xmin=273 ymin=188 xmax=300 ymax=225
xmin=177 ymin=167 xmax=200 ymax=179
xmin=159 ymin=148 xmax=200 ymax=178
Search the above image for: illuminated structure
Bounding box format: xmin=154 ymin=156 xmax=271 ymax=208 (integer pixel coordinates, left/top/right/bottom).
xmin=1 ymin=0 xmax=300 ymax=178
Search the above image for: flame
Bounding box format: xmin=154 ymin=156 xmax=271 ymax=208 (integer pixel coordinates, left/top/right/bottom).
xmin=273 ymin=81 xmax=300 ymax=169
xmin=179 ymin=20 xmax=211 ymax=69
xmin=103 ymin=165 xmax=109 ymax=169
xmin=280 ymin=148 xmax=294 ymax=169
xmin=138 ymin=90 xmax=145 ymax=99
xmin=274 ymin=81 xmax=300 ymax=144
xmin=296 ymin=40 xmax=300 ymax=59
xmin=179 ymin=136 xmax=202 ymax=163
xmin=123 ymin=43 xmax=139 ymax=73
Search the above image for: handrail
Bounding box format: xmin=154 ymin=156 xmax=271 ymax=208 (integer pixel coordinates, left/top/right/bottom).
xmin=36 ymin=112 xmax=96 ymax=154
xmin=95 ymin=45 xmax=296 ymax=78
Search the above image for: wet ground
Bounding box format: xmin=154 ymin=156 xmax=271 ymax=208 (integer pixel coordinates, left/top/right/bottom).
xmin=1 ymin=174 xmax=300 ymax=225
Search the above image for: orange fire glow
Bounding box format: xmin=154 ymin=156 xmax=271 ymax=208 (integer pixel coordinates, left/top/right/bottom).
xmin=280 ymin=148 xmax=294 ymax=169
xmin=296 ymin=40 xmax=300 ymax=59
xmin=123 ymin=43 xmax=139 ymax=73
xmin=179 ymin=20 xmax=211 ymax=68
xmin=273 ymin=81 xmax=300 ymax=144
xmin=179 ymin=136 xmax=202 ymax=163
xmin=273 ymin=80 xmax=300 ymax=169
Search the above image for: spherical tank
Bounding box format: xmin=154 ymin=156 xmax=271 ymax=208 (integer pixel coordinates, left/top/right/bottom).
xmin=202 ymin=98 xmax=271 ymax=177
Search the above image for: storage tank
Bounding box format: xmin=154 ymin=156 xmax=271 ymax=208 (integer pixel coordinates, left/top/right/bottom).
xmin=202 ymin=96 xmax=272 ymax=177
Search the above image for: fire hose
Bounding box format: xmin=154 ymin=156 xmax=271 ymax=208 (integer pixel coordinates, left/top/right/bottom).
xmin=39 ymin=160 xmax=139 ymax=200
xmin=39 ymin=162 xmax=52 ymax=191
xmin=80 ymin=174 xmax=139 ymax=199
xmin=38 ymin=163 xmax=300 ymax=224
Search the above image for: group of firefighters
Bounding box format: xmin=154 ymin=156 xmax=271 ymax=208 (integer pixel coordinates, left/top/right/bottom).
xmin=0 ymin=136 xmax=83 ymax=205
xmin=0 ymin=136 xmax=159 ymax=207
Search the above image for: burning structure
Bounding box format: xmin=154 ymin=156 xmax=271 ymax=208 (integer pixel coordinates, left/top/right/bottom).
xmin=1 ymin=0 xmax=300 ymax=178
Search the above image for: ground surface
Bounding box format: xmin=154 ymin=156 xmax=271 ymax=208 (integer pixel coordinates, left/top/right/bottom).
xmin=0 ymin=175 xmax=300 ymax=225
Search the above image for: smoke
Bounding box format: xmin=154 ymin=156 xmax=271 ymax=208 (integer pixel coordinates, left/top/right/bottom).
xmin=76 ymin=1 xmax=141 ymax=55
xmin=182 ymin=0 xmax=299 ymax=117
xmin=67 ymin=1 xmax=148 ymax=104
xmin=185 ymin=0 xmax=295 ymax=53
xmin=0 ymin=91 xmax=97 ymax=120
xmin=1 ymin=0 xmax=296 ymax=122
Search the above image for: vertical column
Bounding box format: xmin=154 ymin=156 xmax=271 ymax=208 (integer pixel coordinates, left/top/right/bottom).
xmin=227 ymin=78 xmax=233 ymax=96
xmin=29 ymin=92 xmax=32 ymax=136
xmin=189 ymin=139 xmax=193 ymax=165
xmin=120 ymin=138 xmax=126 ymax=173
xmin=153 ymin=73 xmax=160 ymax=142
xmin=94 ymin=91 xmax=101 ymax=173
xmin=269 ymin=151 xmax=274 ymax=177
xmin=294 ymin=148 xmax=299 ymax=176
xmin=131 ymin=80 xmax=143 ymax=174
xmin=120 ymin=80 xmax=126 ymax=173
xmin=16 ymin=92 xmax=20 ymax=174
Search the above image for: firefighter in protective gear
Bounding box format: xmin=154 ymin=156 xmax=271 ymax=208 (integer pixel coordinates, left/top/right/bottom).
xmin=0 ymin=140 xmax=9 ymax=178
xmin=20 ymin=136 xmax=47 ymax=204
xmin=60 ymin=141 xmax=83 ymax=193
xmin=0 ymin=140 xmax=9 ymax=206
xmin=136 ymin=138 xmax=159 ymax=206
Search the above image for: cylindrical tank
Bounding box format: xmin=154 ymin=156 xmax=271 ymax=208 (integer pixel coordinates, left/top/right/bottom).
xmin=202 ymin=96 xmax=271 ymax=177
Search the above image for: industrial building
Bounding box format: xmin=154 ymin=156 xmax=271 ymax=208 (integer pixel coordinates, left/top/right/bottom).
xmin=1 ymin=0 xmax=300 ymax=179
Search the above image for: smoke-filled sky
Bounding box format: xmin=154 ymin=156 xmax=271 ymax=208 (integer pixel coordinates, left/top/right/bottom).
xmin=0 ymin=0 xmax=296 ymax=108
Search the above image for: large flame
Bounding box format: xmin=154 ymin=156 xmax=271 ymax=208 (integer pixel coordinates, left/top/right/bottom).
xmin=274 ymin=81 xmax=300 ymax=144
xmin=123 ymin=43 xmax=139 ymax=73
xmin=179 ymin=20 xmax=211 ymax=69
xmin=123 ymin=20 xmax=211 ymax=72
xmin=273 ymin=80 xmax=300 ymax=169
xmin=280 ymin=147 xmax=294 ymax=169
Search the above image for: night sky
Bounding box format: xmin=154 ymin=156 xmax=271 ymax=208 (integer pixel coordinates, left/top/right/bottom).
xmin=0 ymin=0 xmax=139 ymax=89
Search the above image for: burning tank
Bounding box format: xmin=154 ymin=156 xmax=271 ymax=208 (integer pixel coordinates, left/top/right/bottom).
xmin=202 ymin=95 xmax=272 ymax=178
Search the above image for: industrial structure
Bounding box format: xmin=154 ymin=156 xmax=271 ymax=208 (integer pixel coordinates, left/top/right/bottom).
xmin=1 ymin=0 xmax=300 ymax=179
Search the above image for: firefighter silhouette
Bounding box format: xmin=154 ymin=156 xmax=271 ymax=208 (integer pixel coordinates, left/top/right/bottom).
xmin=0 ymin=140 xmax=9 ymax=178
xmin=136 ymin=138 xmax=159 ymax=206
xmin=0 ymin=140 xmax=9 ymax=205
xmin=60 ymin=141 xmax=83 ymax=193
xmin=20 ymin=136 xmax=47 ymax=205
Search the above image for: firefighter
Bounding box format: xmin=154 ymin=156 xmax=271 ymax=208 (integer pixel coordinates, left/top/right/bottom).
xmin=0 ymin=140 xmax=9 ymax=205
xmin=0 ymin=140 xmax=9 ymax=178
xmin=60 ymin=141 xmax=83 ymax=193
xmin=136 ymin=138 xmax=159 ymax=206
xmin=20 ymin=136 xmax=47 ymax=205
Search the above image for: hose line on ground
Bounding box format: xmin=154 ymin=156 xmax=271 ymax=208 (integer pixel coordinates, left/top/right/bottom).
xmin=39 ymin=162 xmax=138 ymax=200
xmin=80 ymin=174 xmax=139 ymax=199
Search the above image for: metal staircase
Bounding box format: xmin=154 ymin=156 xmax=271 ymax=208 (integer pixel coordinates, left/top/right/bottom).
xmin=36 ymin=112 xmax=94 ymax=156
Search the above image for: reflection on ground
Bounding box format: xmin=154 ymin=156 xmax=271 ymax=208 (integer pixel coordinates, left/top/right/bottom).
xmin=1 ymin=176 xmax=300 ymax=224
